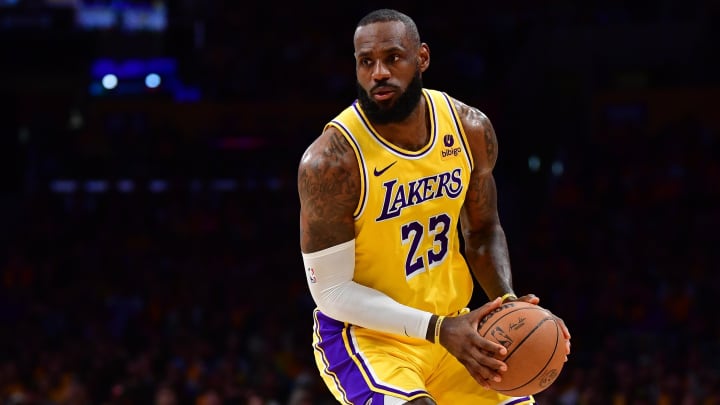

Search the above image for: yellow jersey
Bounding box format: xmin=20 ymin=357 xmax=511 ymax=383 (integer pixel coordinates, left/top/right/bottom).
xmin=325 ymin=88 xmax=475 ymax=317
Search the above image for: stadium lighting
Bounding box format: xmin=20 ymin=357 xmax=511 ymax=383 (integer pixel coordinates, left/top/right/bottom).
xmin=528 ymin=155 xmax=541 ymax=172
xmin=145 ymin=73 xmax=161 ymax=88
xmin=101 ymin=74 xmax=118 ymax=90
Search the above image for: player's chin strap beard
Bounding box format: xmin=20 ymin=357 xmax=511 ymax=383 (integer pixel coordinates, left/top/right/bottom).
xmin=356 ymin=70 xmax=424 ymax=125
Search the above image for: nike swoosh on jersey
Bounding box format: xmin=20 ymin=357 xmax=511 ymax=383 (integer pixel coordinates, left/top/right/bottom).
xmin=373 ymin=161 xmax=397 ymax=176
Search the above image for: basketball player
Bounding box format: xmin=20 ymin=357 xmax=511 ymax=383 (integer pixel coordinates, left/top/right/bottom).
xmin=297 ymin=9 xmax=571 ymax=405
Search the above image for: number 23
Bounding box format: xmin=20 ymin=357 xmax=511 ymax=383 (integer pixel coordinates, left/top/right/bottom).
xmin=401 ymin=213 xmax=451 ymax=279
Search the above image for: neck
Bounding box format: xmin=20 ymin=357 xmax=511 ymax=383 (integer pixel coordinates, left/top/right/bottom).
xmin=373 ymin=97 xmax=429 ymax=151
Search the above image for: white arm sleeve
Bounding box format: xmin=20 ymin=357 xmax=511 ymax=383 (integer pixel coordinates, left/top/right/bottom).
xmin=302 ymin=239 xmax=433 ymax=340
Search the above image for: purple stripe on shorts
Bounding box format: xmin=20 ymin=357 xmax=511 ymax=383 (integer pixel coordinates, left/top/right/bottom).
xmin=315 ymin=311 xmax=373 ymax=404
xmin=342 ymin=323 xmax=427 ymax=398
xmin=505 ymin=396 xmax=534 ymax=405
xmin=315 ymin=311 xmax=427 ymax=402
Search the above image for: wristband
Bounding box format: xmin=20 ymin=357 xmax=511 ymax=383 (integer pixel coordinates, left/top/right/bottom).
xmin=434 ymin=316 xmax=445 ymax=344
xmin=500 ymin=293 xmax=518 ymax=303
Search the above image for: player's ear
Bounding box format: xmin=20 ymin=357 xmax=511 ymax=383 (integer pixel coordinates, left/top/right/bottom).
xmin=418 ymin=43 xmax=430 ymax=72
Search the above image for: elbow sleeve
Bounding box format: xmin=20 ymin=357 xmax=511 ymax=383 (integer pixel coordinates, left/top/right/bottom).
xmin=302 ymin=239 xmax=432 ymax=340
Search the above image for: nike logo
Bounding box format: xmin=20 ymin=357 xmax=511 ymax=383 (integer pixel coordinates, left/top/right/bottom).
xmin=373 ymin=161 xmax=397 ymax=176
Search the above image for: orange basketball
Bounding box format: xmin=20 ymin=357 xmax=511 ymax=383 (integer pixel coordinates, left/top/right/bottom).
xmin=477 ymin=301 xmax=566 ymax=396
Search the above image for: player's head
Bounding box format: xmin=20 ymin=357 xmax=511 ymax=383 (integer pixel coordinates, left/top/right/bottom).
xmin=354 ymin=9 xmax=430 ymax=124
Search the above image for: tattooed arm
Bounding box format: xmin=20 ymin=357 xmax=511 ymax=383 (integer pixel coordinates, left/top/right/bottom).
xmin=420 ymin=100 xmax=521 ymax=386
xmin=298 ymin=127 xmax=358 ymax=253
xmin=443 ymin=99 xmax=572 ymax=375
xmin=297 ymin=127 xmax=437 ymax=340
xmin=453 ymin=100 xmax=518 ymax=301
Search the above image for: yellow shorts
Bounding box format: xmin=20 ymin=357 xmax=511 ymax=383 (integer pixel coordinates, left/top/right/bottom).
xmin=312 ymin=309 xmax=535 ymax=405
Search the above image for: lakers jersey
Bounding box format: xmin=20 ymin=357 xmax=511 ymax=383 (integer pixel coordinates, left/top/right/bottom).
xmin=325 ymin=89 xmax=475 ymax=317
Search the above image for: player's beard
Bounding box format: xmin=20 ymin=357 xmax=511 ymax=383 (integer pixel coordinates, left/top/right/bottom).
xmin=357 ymin=69 xmax=423 ymax=125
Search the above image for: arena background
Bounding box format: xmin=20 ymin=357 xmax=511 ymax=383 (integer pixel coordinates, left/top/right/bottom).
xmin=0 ymin=1 xmax=718 ymax=404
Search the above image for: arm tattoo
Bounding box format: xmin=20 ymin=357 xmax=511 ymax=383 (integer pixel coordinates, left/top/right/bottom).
xmin=465 ymin=173 xmax=497 ymax=220
xmin=482 ymin=117 xmax=497 ymax=168
xmin=325 ymin=132 xmax=349 ymax=159
xmin=298 ymin=131 xmax=358 ymax=251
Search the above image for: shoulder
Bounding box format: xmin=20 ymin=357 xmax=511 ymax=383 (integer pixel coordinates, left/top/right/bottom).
xmin=448 ymin=95 xmax=498 ymax=173
xmin=298 ymin=125 xmax=358 ymax=180
xmin=297 ymin=124 xmax=361 ymax=213
xmin=299 ymin=102 xmax=362 ymax=173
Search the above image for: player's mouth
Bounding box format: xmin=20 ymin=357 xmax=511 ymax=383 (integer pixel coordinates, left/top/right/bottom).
xmin=372 ymin=86 xmax=396 ymax=101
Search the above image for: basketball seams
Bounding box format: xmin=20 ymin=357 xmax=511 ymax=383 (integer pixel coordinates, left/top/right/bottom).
xmin=476 ymin=303 xmax=565 ymax=395
xmin=477 ymin=306 xmax=551 ymax=338
xmin=496 ymin=318 xmax=561 ymax=393
xmin=502 ymin=316 xmax=556 ymax=362
xmin=537 ymin=325 xmax=563 ymax=389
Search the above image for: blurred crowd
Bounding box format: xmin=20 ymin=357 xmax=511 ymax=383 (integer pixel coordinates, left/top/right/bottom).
xmin=1 ymin=106 xmax=717 ymax=405
xmin=1 ymin=1 xmax=719 ymax=404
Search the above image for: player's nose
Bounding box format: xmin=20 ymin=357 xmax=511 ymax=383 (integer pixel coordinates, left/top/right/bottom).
xmin=371 ymin=61 xmax=391 ymax=81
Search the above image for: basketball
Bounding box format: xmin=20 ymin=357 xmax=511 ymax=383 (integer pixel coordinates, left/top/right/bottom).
xmin=477 ymin=301 xmax=565 ymax=396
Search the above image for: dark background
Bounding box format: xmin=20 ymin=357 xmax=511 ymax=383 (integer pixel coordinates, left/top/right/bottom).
xmin=1 ymin=1 xmax=719 ymax=404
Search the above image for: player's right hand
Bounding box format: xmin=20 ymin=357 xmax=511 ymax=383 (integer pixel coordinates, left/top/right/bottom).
xmin=438 ymin=297 xmax=509 ymax=388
